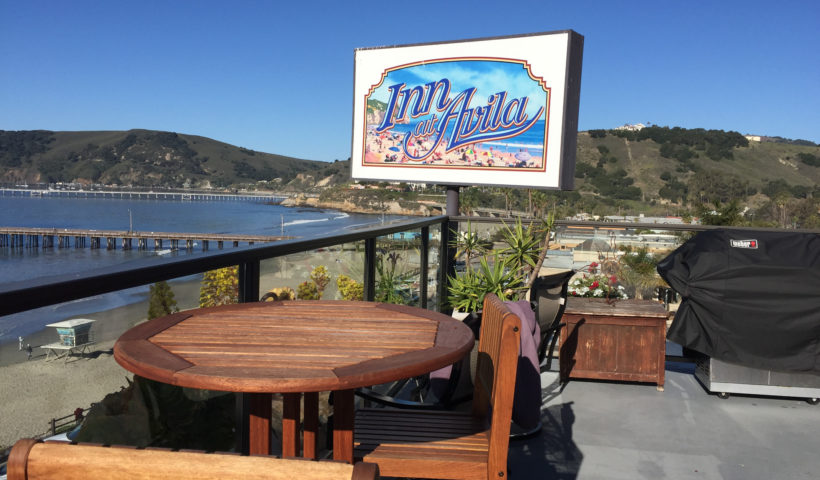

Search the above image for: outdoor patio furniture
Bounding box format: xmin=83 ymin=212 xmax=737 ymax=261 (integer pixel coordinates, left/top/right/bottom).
xmin=113 ymin=301 xmax=474 ymax=463
xmin=358 ymin=270 xmax=574 ymax=408
xmin=559 ymin=297 xmax=668 ymax=390
xmin=530 ymin=270 xmax=575 ymax=371
xmin=7 ymin=438 xmax=379 ymax=480
xmin=356 ymin=272 xmax=572 ymax=439
xmin=353 ymin=293 xmax=521 ymax=479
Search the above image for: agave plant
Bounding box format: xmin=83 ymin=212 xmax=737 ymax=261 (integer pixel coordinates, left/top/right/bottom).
xmin=447 ymin=254 xmax=524 ymax=313
xmin=449 ymin=220 xmax=489 ymax=269
xmin=497 ymin=217 xmax=540 ymax=281
xmin=477 ymin=254 xmax=525 ymax=301
xmin=447 ymin=268 xmax=485 ymax=313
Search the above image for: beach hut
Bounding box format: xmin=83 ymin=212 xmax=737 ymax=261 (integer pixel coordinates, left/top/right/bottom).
xmin=41 ymin=319 xmax=96 ymax=361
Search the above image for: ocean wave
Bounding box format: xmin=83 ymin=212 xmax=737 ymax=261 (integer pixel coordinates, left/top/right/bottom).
xmin=283 ymin=218 xmax=330 ymax=227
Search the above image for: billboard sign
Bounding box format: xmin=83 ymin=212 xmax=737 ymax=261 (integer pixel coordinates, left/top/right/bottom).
xmin=352 ymin=30 xmax=583 ymax=189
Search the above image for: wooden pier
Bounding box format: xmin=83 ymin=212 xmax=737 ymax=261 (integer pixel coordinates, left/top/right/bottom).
xmin=0 ymin=227 xmax=290 ymax=251
xmin=0 ymin=188 xmax=286 ymax=203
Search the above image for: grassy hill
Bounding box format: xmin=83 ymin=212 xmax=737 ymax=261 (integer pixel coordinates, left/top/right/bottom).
xmin=0 ymin=129 xmax=326 ymax=188
xmin=571 ymin=129 xmax=819 ymax=219
xmin=576 ymin=131 xmax=819 ymax=194
xmin=2 ymin=126 xmax=818 ymax=227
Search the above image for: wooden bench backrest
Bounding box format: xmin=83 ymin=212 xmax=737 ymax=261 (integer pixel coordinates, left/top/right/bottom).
xmin=472 ymin=293 xmax=522 ymax=475
xmin=8 ymin=439 xmax=378 ymax=480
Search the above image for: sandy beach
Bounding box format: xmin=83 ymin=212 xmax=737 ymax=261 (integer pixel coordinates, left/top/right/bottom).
xmin=0 ymin=339 xmax=132 ymax=449
xmin=0 ymin=278 xmax=202 ymax=449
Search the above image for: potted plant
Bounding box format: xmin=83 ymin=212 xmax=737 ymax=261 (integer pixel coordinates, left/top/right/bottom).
xmin=615 ymin=246 xmax=666 ymax=299
xmin=567 ymin=266 xmax=628 ymax=300
xmin=447 ymin=217 xmax=546 ymax=319
xmin=448 ymin=254 xmax=524 ymax=312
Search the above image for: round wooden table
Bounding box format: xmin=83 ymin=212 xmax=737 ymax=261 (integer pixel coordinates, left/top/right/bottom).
xmin=114 ymin=300 xmax=474 ymax=463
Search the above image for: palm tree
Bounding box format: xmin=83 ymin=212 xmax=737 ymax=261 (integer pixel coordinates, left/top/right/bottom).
xmin=617 ymin=247 xmax=664 ymax=299
xmin=526 ymin=212 xmax=556 ymax=290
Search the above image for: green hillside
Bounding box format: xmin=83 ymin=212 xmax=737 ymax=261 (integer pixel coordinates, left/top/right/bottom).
xmin=573 ymin=128 xmax=819 ymax=209
xmin=1 ymin=126 xmax=818 ymax=227
xmin=0 ymin=129 xmax=326 ymax=188
xmin=455 ymin=126 xmax=819 ymax=228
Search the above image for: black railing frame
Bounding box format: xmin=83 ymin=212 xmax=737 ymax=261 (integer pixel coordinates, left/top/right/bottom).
xmin=0 ymin=216 xmax=450 ymax=317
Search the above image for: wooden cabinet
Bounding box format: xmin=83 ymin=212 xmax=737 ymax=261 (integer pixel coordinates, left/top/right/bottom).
xmin=559 ymin=298 xmax=668 ymax=390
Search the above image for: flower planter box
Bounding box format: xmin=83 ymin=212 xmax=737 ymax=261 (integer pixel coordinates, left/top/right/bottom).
xmin=559 ymin=298 xmax=668 ymax=390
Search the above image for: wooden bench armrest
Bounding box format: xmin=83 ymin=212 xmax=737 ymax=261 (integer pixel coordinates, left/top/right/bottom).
xmin=9 ymin=439 xmax=378 ymax=480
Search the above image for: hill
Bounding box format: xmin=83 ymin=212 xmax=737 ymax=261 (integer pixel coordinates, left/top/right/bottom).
xmin=0 ymin=129 xmax=326 ymax=188
xmin=573 ymin=127 xmax=819 ymax=210
xmin=2 ymin=126 xmax=818 ymax=227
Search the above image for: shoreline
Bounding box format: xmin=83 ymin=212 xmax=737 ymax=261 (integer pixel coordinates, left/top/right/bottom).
xmin=0 ymin=246 xmax=380 ymax=367
xmin=0 ymin=276 xmax=203 ymax=367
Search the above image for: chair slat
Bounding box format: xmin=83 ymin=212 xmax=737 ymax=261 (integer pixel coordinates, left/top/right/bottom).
xmin=8 ymin=440 xmax=378 ymax=480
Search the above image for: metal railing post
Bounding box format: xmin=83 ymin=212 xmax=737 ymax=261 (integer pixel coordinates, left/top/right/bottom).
xmin=236 ymin=259 xmax=259 ymax=454
xmin=364 ymin=237 xmax=377 ymax=301
xmin=420 ymin=226 xmax=429 ymax=309
xmin=238 ymin=260 xmax=260 ymax=303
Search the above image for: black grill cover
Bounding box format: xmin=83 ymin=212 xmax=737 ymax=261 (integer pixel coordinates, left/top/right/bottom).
xmin=657 ymin=229 xmax=820 ymax=373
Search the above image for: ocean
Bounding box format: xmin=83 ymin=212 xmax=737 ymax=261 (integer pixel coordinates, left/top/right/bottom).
xmin=387 ymin=119 xmax=547 ymax=153
xmin=0 ymin=195 xmax=405 ymax=343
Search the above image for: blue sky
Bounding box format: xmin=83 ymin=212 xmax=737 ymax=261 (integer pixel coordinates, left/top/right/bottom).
xmin=1 ymin=0 xmax=818 ymax=162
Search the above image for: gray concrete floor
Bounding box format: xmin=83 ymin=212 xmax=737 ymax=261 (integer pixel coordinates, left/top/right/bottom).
xmin=509 ymin=363 xmax=820 ymax=479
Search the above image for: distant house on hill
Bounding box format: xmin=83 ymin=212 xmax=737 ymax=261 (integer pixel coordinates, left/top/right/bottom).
xmin=614 ymin=123 xmax=646 ymax=132
xmin=744 ymin=134 xmax=762 ymax=142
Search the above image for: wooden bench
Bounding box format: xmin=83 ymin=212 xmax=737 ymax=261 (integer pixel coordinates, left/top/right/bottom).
xmin=7 ymin=439 xmax=379 ymax=480
xmin=354 ymin=293 xmax=521 ymax=479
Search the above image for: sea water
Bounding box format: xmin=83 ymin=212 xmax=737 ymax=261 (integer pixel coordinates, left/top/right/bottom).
xmin=0 ymin=196 xmax=404 ymax=342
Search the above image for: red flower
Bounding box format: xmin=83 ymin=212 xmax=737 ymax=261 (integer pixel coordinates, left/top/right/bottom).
xmin=609 ymin=275 xmax=618 ymax=284
xmin=589 ymin=262 xmax=598 ymax=268
xmin=591 ymin=281 xmax=599 ymax=288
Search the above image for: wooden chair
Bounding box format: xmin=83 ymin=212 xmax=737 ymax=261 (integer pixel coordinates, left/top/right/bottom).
xmin=356 ymin=271 xmax=572 ymax=410
xmin=7 ymin=439 xmax=379 ymax=480
xmin=353 ymin=293 xmax=521 ymax=479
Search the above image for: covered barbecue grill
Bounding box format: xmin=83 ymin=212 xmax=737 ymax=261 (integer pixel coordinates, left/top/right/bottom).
xmin=657 ymin=229 xmax=820 ymax=402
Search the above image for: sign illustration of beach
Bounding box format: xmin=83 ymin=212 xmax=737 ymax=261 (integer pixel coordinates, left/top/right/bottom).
xmin=352 ymin=31 xmax=583 ymax=189
xmin=363 ymin=58 xmax=548 ymax=171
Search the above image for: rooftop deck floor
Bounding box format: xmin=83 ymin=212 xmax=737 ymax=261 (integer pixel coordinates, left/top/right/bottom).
xmin=510 ymin=362 xmax=820 ymax=479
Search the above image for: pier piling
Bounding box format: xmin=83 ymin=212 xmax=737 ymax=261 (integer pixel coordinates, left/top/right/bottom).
xmin=0 ymin=227 xmax=288 ymax=252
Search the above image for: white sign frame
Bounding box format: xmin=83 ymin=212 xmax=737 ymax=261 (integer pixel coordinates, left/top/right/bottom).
xmin=351 ymin=30 xmax=583 ymax=190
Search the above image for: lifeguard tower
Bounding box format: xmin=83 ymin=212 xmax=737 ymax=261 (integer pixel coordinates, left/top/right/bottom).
xmin=41 ymin=319 xmax=96 ymax=362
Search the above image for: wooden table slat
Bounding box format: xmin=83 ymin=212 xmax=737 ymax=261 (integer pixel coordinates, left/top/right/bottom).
xmin=176 ymin=354 xmax=375 ymax=368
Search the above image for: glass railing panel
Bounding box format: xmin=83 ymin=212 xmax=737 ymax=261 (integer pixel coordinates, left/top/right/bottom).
xmin=258 ymin=243 xmax=365 ymax=301
xmin=0 ymin=273 xmax=229 ymax=454
xmin=374 ymin=231 xmax=423 ymax=307
xmin=449 ymin=218 xmax=694 ymax=305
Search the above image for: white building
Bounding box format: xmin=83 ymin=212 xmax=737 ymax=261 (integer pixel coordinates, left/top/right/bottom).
xmin=614 ymin=123 xmax=646 ymax=132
